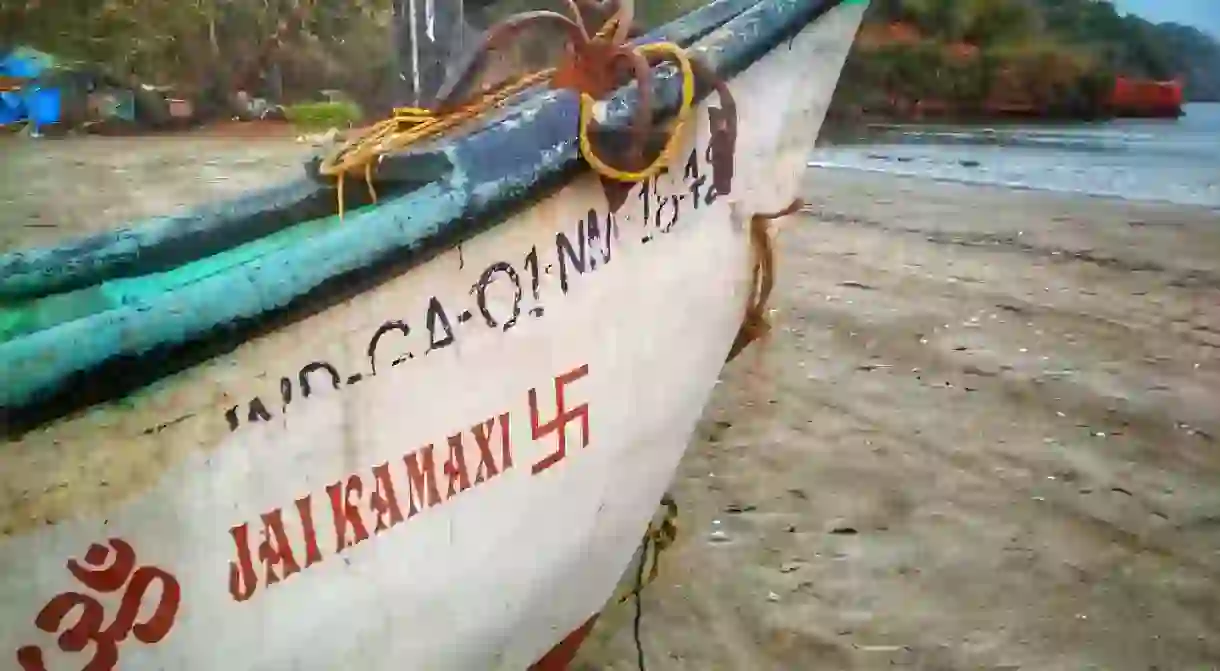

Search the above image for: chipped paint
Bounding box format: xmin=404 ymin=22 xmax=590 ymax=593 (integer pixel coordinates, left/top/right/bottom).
xmin=0 ymin=0 xmax=760 ymax=308
xmin=0 ymin=0 xmax=858 ymax=432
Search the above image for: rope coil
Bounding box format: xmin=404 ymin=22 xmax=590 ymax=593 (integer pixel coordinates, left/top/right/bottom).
xmin=318 ymin=70 xmax=554 ymax=219
xmin=577 ymin=41 xmax=697 ymax=183
xmin=316 ymin=6 xmax=709 ymax=219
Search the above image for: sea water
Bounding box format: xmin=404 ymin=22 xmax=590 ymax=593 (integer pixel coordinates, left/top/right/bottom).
xmin=809 ymin=102 xmax=1220 ymax=209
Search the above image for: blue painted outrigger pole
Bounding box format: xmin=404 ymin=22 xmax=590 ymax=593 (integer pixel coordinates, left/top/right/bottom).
xmin=0 ymin=0 xmax=857 ymax=437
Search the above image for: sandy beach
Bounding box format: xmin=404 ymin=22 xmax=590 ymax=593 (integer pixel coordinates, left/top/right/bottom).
xmin=576 ymin=168 xmax=1220 ymax=670
xmin=3 ymin=135 xmax=1219 ymax=669
xmin=0 ymin=133 xmax=305 ymax=253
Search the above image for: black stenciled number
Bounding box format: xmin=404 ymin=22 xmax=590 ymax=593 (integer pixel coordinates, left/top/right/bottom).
xmin=657 ymin=190 xmax=680 ymax=233
xmin=425 ymin=297 xmax=456 ymax=352
xmin=299 ymin=361 xmax=342 ymax=398
xmin=225 ymin=406 xmax=240 ymax=431
xmin=555 ymin=224 xmax=588 ymax=295
xmin=604 ymin=211 xmax=619 ymax=260
xmin=247 ymin=397 xmax=272 ymax=423
xmin=588 ymin=209 xmax=616 ymax=265
xmin=642 ymin=169 xmax=679 ymax=235
xmin=524 ymin=246 xmax=545 ymax=317
xmin=637 ymin=177 xmax=654 ymax=243
xmin=524 ymin=246 xmax=542 ymax=300
xmin=367 ymin=320 xmax=411 ymax=375
xmin=684 ymin=148 xmax=709 ymax=208
xmin=584 ymin=209 xmax=600 ymax=270
xmin=702 ymin=145 xmax=719 ymax=206
xmin=279 ymin=377 xmax=293 ymax=413
xmin=473 ymin=261 xmax=523 ymax=331
xmin=635 ymin=163 xmax=692 ymax=240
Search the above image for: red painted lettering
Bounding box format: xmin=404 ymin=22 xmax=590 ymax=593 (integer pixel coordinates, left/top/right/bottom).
xmin=472 ymin=417 xmax=498 ymax=483
xmin=228 ymin=524 xmax=258 ymax=602
xmin=473 ymin=413 xmax=513 ymax=483
xmin=257 ymin=508 xmax=301 ymax=587
xmin=444 ymin=433 xmax=473 ymax=497
xmin=530 ymin=364 xmax=591 ymax=474
xmin=295 ymin=495 xmax=323 ymax=568
xmin=229 ymin=498 xmax=318 ymax=607
xmin=17 ymin=538 xmax=181 ymax=671
xmin=217 ymin=365 xmax=588 ymax=607
xmin=403 ymin=445 xmax=442 ymax=516
xmin=326 ymin=475 xmax=370 ymax=553
xmin=369 ymin=462 xmax=405 ymax=533
xmin=496 ymin=412 xmax=514 ymax=471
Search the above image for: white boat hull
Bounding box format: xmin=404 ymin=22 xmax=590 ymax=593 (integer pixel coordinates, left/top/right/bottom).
xmin=0 ymin=3 xmax=863 ymax=669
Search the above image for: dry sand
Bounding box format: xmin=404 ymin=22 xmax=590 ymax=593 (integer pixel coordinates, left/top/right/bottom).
xmin=0 ymin=133 xmax=306 ymax=253
xmin=576 ymin=169 xmax=1220 ymax=670
xmin=3 ymin=136 xmax=1219 ymax=670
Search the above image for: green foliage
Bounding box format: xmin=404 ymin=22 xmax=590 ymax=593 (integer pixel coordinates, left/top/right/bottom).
xmin=282 ymin=100 xmax=363 ymax=130
xmin=870 ymin=0 xmax=1036 ymax=44
xmin=3 ymin=0 xmax=397 ymax=107
xmin=477 ymin=0 xmax=709 ymax=30
xmin=1152 ymin=23 xmax=1220 ymax=101
xmin=837 ymin=0 xmax=1220 ymax=118
xmin=1 ymin=0 xmax=713 ymax=115
xmin=633 ymin=0 xmax=710 ymax=30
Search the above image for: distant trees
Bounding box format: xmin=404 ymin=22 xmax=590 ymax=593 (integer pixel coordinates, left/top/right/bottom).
xmin=834 ymin=0 xmax=1220 ymax=119
xmin=0 ymin=0 xmax=710 ymax=115
xmin=873 ymin=0 xmax=1036 ymax=44
xmin=1152 ymin=23 xmax=1220 ymax=101
xmin=1036 ymin=0 xmax=1220 ymax=101
xmin=475 ymin=0 xmax=706 ymax=29
xmin=6 ymin=0 xmax=1215 ymax=120
xmin=1 ymin=0 xmax=396 ymax=109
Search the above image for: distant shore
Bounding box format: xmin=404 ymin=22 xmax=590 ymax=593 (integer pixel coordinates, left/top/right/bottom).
xmin=821 ymin=104 xmax=1203 ymax=130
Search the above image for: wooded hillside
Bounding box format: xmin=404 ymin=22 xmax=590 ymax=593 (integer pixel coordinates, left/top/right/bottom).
xmin=834 ymin=0 xmax=1220 ymax=120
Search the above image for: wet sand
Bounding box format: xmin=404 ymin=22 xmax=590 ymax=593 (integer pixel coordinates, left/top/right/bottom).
xmin=576 ymin=169 xmax=1220 ymax=670
xmin=4 ymin=137 xmax=1219 ymax=669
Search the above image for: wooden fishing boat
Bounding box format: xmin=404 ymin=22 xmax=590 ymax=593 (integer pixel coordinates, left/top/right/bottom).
xmin=0 ymin=0 xmax=866 ymax=668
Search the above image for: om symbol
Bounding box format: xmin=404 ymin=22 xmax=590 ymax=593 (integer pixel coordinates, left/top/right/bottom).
xmin=15 ymin=538 xmax=181 ymax=671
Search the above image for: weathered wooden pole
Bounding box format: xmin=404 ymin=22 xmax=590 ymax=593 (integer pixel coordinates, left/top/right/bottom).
xmin=391 ymin=0 xmax=472 ymax=109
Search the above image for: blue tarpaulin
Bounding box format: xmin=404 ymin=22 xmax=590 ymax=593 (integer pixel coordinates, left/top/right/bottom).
xmin=24 ymin=86 xmax=61 ymax=125
xmin=0 ymin=92 xmax=23 ymax=124
xmin=0 ymin=47 xmax=56 ymax=79
xmin=0 ymin=47 xmax=61 ymax=127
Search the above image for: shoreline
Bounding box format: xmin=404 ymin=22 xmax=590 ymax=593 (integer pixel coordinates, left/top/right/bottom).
xmin=803 ymin=161 xmax=1220 ymax=212
xmin=819 ymin=107 xmax=1197 ymax=133
xmin=810 ymin=105 xmax=1220 ymax=212
xmin=4 ymin=131 xmax=1216 ymax=253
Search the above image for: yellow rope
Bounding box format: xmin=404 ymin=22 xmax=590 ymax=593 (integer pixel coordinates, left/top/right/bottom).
xmin=317 ymin=70 xmax=554 ymax=219
xmin=577 ymin=41 xmax=698 ymax=183
xmin=316 ymin=27 xmax=700 ymax=218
